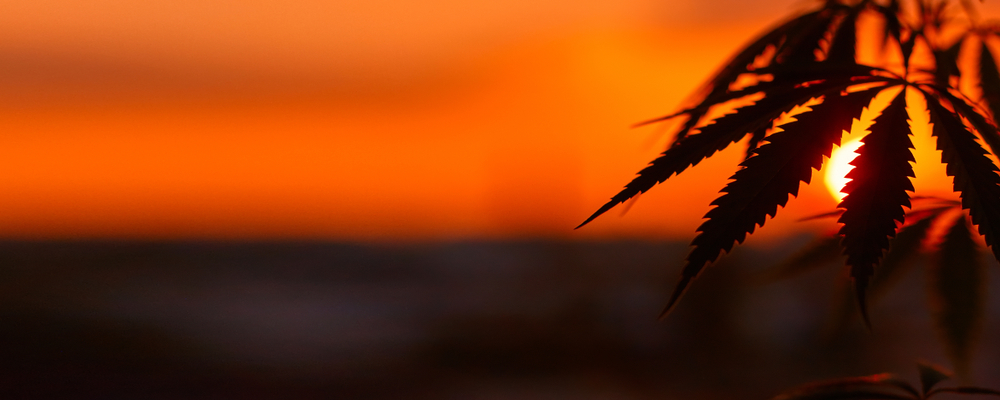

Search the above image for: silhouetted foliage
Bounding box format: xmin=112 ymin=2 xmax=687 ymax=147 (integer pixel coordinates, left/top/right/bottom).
xmin=764 ymin=198 xmax=986 ymax=372
xmin=579 ymin=0 xmax=1000 ymax=332
xmin=769 ymin=361 xmax=1000 ymax=400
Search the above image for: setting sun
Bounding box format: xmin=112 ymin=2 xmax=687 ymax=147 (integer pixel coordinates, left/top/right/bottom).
xmin=825 ymin=138 xmax=863 ymax=203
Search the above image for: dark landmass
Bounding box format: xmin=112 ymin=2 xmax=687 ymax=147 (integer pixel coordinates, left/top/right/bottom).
xmin=0 ymin=239 xmax=995 ymax=399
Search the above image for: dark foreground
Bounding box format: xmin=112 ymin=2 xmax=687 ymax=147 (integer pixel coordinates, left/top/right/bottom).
xmin=0 ymin=239 xmax=996 ymax=399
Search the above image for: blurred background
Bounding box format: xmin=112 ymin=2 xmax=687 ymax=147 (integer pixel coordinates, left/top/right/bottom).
xmin=2 ymin=0 xmax=1000 ymax=398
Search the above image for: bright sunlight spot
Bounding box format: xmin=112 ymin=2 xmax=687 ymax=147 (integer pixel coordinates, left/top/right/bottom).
xmin=824 ymin=138 xmax=863 ymax=203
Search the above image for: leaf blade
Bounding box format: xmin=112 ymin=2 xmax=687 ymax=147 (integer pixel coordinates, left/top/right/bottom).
xmin=934 ymin=36 xmax=964 ymax=87
xmin=660 ymin=86 xmax=883 ymax=317
xmin=978 ymin=40 xmax=1000 ymax=124
xmin=877 ymin=1 xmax=903 ymax=60
xmin=837 ymin=89 xmax=915 ymax=326
xmin=935 ymin=89 xmax=1000 ymax=160
xmin=579 ymin=75 xmax=886 ymax=229
xmin=917 ymin=361 xmax=953 ymax=395
xmin=926 ymin=93 xmax=1000 ymax=262
xmin=928 ymin=215 xmax=984 ymax=375
xmin=826 ymin=8 xmax=859 ymax=64
xmin=771 ymin=373 xmax=919 ymax=400
xmin=929 ymin=387 xmax=1000 ymax=397
xmin=827 ymin=209 xmax=942 ymax=333
xmin=777 ymin=7 xmax=839 ymax=64
xmin=659 ymin=7 xmax=833 ymax=142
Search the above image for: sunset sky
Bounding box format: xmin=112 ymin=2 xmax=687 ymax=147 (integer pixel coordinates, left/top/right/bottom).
xmin=0 ymin=0 xmax=993 ymax=241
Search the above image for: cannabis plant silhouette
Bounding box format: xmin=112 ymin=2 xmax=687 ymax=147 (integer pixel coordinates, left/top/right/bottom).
xmin=579 ymin=0 xmax=1000 ymax=326
xmin=765 ymin=198 xmax=984 ymax=372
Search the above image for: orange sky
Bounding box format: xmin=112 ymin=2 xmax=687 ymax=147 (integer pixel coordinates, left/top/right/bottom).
xmin=0 ymin=0 xmax=989 ymax=241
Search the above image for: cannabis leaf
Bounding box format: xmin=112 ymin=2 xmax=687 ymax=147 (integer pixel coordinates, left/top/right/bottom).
xmin=769 ymin=362 xmax=1000 ymax=400
xmin=665 ymin=86 xmax=885 ymax=316
xmin=836 ymin=89 xmax=915 ymax=325
xmin=929 ymin=214 xmax=984 ymax=375
xmin=578 ymin=0 xmax=1000 ymax=325
xmin=763 ymin=199 xmax=986 ymax=373
xmin=925 ymin=94 xmax=1000 ymax=261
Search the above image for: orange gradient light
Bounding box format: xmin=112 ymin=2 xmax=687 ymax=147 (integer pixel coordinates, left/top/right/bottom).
xmin=0 ymin=0 xmax=973 ymax=241
xmin=825 ymin=138 xmax=863 ymax=203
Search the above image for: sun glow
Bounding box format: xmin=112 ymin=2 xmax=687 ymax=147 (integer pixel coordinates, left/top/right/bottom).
xmin=825 ymin=138 xmax=863 ymax=203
